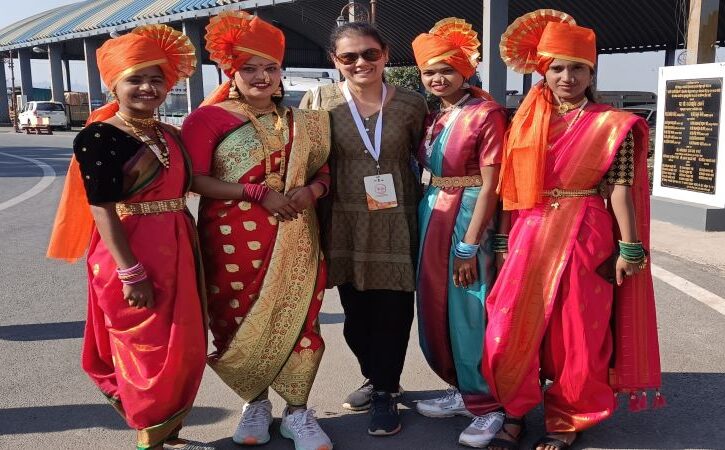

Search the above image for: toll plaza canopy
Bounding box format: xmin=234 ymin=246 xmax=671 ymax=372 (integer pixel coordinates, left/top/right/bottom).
xmin=0 ymin=0 xmax=721 ymax=120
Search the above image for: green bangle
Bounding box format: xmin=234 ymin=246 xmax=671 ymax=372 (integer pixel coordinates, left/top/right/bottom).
xmin=493 ymin=233 xmax=509 ymax=253
xmin=618 ymin=240 xmax=646 ymax=263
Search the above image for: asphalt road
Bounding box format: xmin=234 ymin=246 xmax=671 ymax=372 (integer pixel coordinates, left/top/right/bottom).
xmin=1 ymin=130 xmax=724 ymax=450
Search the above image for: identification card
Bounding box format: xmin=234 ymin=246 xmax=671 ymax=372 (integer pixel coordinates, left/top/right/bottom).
xmin=364 ymin=173 xmax=398 ymax=210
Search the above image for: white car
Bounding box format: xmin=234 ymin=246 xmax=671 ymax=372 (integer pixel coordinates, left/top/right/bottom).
xmin=18 ymin=101 xmax=70 ymax=130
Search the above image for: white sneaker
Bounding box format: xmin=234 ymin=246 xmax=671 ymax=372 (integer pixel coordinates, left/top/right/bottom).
xmin=232 ymin=399 xmax=272 ymax=445
xmin=416 ymin=388 xmax=473 ymax=418
xmin=458 ymin=411 xmax=505 ymax=448
xmin=280 ymin=408 xmax=333 ymax=450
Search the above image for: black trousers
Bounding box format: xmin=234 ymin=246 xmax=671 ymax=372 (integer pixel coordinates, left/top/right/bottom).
xmin=338 ymin=283 xmax=415 ymax=393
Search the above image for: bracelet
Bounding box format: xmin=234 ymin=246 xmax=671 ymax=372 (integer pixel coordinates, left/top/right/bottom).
xmin=454 ymin=241 xmax=479 ymax=259
xmin=492 ymin=233 xmax=509 ymax=253
xmin=310 ymin=179 xmax=330 ymax=199
xmin=618 ymin=240 xmax=647 ymax=264
xmin=242 ymin=183 xmax=270 ymax=203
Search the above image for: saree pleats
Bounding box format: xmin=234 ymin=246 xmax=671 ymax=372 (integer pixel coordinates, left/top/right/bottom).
xmin=417 ymin=101 xmax=501 ymax=415
xmin=483 ymin=104 xmax=661 ymax=431
xmin=81 ymin=132 xmax=207 ymax=448
xmin=202 ymin=108 xmax=330 ymax=406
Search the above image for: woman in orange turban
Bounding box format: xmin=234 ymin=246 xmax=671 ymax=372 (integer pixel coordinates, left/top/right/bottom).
xmin=411 ymin=18 xmax=508 ymax=449
xmin=180 ymin=11 xmax=332 ymax=450
xmin=46 ymin=25 xmax=209 ymax=450
xmin=483 ymin=10 xmax=662 ymax=450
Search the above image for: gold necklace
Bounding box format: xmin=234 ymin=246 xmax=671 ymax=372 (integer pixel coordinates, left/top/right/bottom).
xmin=563 ymin=99 xmax=588 ymax=133
xmin=557 ymin=97 xmax=588 ymax=116
xmin=115 ymin=111 xmax=170 ymax=169
xmin=234 ymin=101 xmax=287 ymax=192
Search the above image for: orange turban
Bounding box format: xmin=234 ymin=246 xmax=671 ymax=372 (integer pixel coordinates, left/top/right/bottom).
xmin=47 ymin=24 xmax=196 ymax=262
xmin=412 ymin=18 xmax=480 ymax=79
xmin=97 ymin=25 xmax=196 ymax=92
xmin=498 ymin=10 xmax=597 ymax=210
xmin=202 ymin=11 xmax=286 ymax=105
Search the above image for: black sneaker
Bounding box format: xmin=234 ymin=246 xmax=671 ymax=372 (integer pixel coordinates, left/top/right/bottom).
xmin=368 ymin=391 xmax=401 ymax=436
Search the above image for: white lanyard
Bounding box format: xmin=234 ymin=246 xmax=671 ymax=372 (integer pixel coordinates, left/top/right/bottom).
xmin=342 ymin=81 xmax=386 ymax=165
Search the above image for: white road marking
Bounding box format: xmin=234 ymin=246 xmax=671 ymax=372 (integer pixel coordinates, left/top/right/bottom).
xmin=0 ymin=151 xmax=57 ymax=212
xmin=652 ymin=263 xmax=725 ymax=316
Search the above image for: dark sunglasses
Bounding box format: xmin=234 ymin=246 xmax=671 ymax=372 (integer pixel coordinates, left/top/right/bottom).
xmin=334 ymin=48 xmax=384 ymax=65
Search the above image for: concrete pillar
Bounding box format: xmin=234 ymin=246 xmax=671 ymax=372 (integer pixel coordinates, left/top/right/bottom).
xmin=665 ymin=48 xmax=677 ymax=66
xmin=686 ymin=0 xmax=719 ymax=64
xmin=17 ymin=48 xmax=33 ymax=103
xmin=63 ymin=58 xmax=71 ymax=91
xmin=83 ymin=39 xmax=104 ymax=112
xmin=48 ymin=44 xmax=65 ymax=103
xmin=480 ymin=0 xmax=508 ymax=104
xmin=183 ymin=20 xmax=204 ymax=111
xmin=522 ymin=73 xmax=532 ymax=95
xmin=0 ymin=58 xmax=9 ymax=124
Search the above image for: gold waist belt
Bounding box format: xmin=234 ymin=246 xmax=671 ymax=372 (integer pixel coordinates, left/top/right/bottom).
xmin=430 ymin=175 xmax=482 ymax=188
xmin=542 ymin=187 xmax=599 ymax=199
xmin=116 ymin=197 xmax=186 ymax=217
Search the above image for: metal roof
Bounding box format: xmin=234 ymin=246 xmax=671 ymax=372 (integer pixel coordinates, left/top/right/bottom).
xmin=0 ymin=0 xmax=291 ymax=49
xmin=0 ymin=0 xmax=722 ymax=64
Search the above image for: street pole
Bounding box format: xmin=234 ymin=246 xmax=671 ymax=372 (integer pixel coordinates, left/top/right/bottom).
xmin=370 ymin=0 xmax=377 ymax=24
xmin=8 ymin=50 xmax=18 ymax=133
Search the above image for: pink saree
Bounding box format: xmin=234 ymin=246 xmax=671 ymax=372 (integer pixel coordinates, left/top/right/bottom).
xmin=483 ymin=104 xmax=661 ymax=431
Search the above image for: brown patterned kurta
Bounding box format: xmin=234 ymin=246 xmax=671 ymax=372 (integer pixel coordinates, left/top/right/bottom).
xmin=301 ymin=84 xmax=427 ymax=291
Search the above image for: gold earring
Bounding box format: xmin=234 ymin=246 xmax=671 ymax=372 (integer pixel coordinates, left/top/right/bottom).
xmin=229 ymin=79 xmax=240 ymax=99
xmin=272 ymin=86 xmax=283 ymax=98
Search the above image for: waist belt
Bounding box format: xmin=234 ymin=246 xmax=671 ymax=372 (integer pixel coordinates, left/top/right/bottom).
xmin=430 ymin=175 xmax=482 ymax=188
xmin=116 ymin=197 xmax=186 ymax=217
xmin=542 ymin=187 xmax=600 ymax=209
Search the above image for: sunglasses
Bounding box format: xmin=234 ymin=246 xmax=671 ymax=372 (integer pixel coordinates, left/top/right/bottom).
xmin=334 ymin=48 xmax=384 ymax=65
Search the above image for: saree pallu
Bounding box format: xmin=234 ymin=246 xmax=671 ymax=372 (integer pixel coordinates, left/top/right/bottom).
xmin=82 ymin=131 xmax=207 ymax=449
xmin=200 ymin=108 xmax=330 ymax=405
xmin=417 ymin=100 xmax=502 ymax=415
xmin=483 ymin=104 xmax=661 ymax=428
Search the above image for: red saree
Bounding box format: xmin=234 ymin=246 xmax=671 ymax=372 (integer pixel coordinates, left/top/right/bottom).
xmin=183 ymin=106 xmax=330 ymax=406
xmin=483 ymin=104 xmax=661 ymax=432
xmin=81 ymin=127 xmax=207 ymax=448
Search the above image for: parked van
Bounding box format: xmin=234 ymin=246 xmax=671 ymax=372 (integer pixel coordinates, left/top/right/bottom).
xmin=18 ymin=101 xmax=70 ymax=130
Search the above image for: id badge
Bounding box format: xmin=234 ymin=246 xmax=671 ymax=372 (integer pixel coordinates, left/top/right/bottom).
xmin=364 ymin=173 xmax=398 ymax=210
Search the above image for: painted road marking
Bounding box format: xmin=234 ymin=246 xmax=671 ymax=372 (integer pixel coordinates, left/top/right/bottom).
xmin=0 ymin=151 xmax=57 ymax=212
xmin=652 ymin=264 xmax=725 ymax=316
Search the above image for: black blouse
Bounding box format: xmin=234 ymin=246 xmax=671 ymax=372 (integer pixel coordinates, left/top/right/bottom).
xmin=73 ymin=122 xmax=142 ymax=204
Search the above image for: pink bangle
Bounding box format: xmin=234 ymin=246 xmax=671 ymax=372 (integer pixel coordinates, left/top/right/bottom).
xmin=120 ymin=273 xmax=148 ymax=285
xmin=242 ymin=183 xmax=270 ymax=203
xmin=117 ymin=262 xmax=144 ymax=276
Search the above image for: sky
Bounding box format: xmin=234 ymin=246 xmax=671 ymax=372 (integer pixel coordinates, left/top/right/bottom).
xmin=2 ymin=1 xmax=725 ymax=95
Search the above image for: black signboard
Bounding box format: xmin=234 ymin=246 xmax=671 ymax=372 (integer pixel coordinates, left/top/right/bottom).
xmin=661 ymin=78 xmax=721 ymax=194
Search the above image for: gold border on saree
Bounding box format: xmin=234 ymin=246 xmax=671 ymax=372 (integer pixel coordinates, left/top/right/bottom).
xmin=116 ymin=197 xmax=186 ymax=217
xmin=430 ymin=175 xmax=482 ymax=188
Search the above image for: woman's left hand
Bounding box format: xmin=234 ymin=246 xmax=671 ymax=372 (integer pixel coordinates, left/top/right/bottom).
xmin=615 ymin=255 xmax=642 ymax=286
xmin=453 ymin=256 xmax=478 ymax=289
xmin=286 ymin=186 xmax=316 ymax=211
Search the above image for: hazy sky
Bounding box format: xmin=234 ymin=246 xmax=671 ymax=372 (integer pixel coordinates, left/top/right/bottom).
xmin=2 ymin=2 xmax=724 ymax=94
